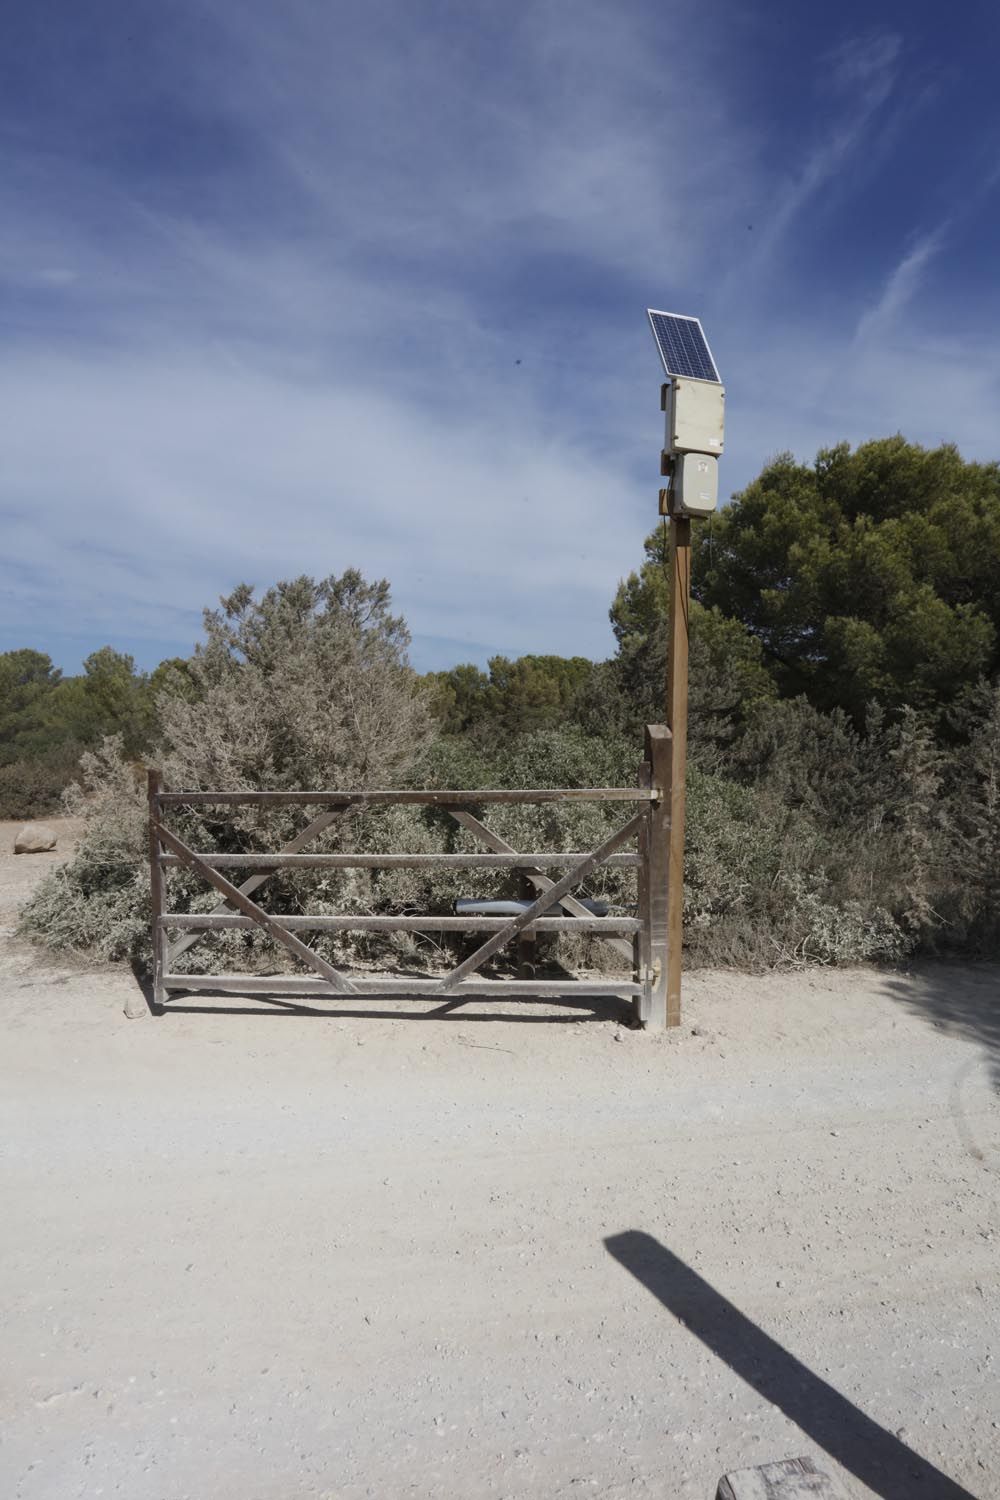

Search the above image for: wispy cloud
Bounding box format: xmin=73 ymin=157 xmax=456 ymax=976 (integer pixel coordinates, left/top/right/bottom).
xmin=1 ymin=2 xmax=998 ymax=673
xmin=0 ymin=0 xmax=754 ymax=668
xmin=722 ymin=29 xmax=902 ymax=293
xmin=826 ymin=31 xmax=902 ymax=94
xmin=854 ymin=225 xmax=950 ymax=343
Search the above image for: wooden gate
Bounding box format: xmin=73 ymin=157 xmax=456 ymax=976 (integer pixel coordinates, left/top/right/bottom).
xmin=146 ymin=725 xmax=673 ymax=1029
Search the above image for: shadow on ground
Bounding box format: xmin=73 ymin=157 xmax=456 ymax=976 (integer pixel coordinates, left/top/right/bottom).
xmin=878 ymin=961 xmax=1000 ymax=1091
xmin=605 ymin=1231 xmax=977 ymax=1500
xmin=129 ymin=962 xmax=633 ymax=1026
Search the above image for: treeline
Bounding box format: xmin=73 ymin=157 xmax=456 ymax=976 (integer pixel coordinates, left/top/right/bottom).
xmin=11 ymin=436 xmax=1000 ymax=969
xmin=0 ymin=648 xmax=193 ymax=819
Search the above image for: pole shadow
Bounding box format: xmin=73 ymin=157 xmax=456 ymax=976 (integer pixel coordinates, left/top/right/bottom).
xmin=128 ymin=958 xmax=158 ymax=1016
xmin=878 ymin=961 xmax=1000 ymax=1093
xmin=604 ymin=1232 xmax=977 ymax=1500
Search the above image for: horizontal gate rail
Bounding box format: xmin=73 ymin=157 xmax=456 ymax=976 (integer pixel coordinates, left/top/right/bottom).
xmin=163 ymin=974 xmax=644 ymax=998
xmin=159 ymin=851 xmax=640 ymax=870
xmin=146 ymin=730 xmax=673 ymax=1030
xmin=163 ymin=914 xmax=642 ymax=933
xmin=158 ymin=787 xmax=654 ymax=807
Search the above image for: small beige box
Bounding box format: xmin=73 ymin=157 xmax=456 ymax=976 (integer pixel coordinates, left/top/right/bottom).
xmin=674 ymin=452 xmax=719 ymax=516
xmin=665 ymin=377 xmax=725 ymax=455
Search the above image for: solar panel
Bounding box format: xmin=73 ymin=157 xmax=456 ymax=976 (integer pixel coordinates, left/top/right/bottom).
xmin=647 ymin=309 xmax=720 ymax=384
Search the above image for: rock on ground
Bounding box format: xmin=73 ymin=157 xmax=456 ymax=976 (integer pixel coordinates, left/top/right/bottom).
xmin=13 ymin=822 xmax=58 ymax=854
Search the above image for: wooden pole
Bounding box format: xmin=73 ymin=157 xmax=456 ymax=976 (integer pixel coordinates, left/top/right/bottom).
xmin=133 ymin=768 xmax=165 ymax=1017
xmin=664 ymin=517 xmax=691 ymax=1027
xmin=634 ymin=759 xmax=651 ymax=1027
xmin=642 ymin=728 xmax=670 ymax=1031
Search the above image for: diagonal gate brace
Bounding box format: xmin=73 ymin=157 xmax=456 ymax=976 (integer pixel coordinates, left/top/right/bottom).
xmin=439 ymin=813 xmax=642 ymax=991
xmin=154 ymin=820 xmax=358 ymax=993
xmin=445 ymin=808 xmax=635 ymax=964
xmin=166 ymin=806 xmax=347 ymax=968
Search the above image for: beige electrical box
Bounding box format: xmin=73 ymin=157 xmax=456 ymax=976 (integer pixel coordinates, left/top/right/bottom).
xmin=674 ymin=452 xmax=719 ymax=516
xmin=665 ymin=378 xmax=725 ymax=455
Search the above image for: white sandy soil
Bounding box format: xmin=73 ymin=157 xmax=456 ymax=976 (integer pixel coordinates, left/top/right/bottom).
xmin=1 ymin=816 xmax=998 ymax=1500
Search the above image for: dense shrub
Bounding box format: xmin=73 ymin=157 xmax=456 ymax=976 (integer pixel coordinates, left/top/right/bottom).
xmin=17 ymin=481 xmax=1000 ymax=980
xmin=0 ymin=743 xmax=85 ymax=820
xmin=19 ymin=713 xmax=926 ymax=977
xmin=17 ymin=740 xmax=151 ymax=960
xmin=18 ymin=572 xmax=434 ymax=969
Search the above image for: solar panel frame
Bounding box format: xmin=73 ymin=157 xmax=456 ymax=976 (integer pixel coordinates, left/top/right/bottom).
xmin=646 ymin=309 xmax=721 ymax=385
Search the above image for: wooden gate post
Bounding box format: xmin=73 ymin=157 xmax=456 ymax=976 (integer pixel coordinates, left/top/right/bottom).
xmin=664 ymin=516 xmax=691 ymax=1027
xmin=146 ymin=768 xmax=166 ymax=1013
xmin=635 ymin=758 xmax=651 ymax=1026
xmin=516 ymin=872 xmax=537 ymax=979
xmin=643 ymin=725 xmax=670 ymax=1032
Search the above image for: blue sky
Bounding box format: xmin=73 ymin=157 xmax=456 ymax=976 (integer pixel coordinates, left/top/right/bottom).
xmin=2 ymin=0 xmax=999 ymax=676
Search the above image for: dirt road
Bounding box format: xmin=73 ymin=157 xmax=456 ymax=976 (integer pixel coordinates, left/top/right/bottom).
xmin=2 ymin=820 xmax=998 ymax=1499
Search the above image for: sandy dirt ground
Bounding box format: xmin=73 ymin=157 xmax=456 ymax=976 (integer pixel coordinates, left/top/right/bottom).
xmin=2 ymin=816 xmax=999 ymax=1500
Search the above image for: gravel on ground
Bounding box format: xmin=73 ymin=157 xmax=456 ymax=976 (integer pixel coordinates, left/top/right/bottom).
xmin=2 ymin=817 xmax=998 ymax=1500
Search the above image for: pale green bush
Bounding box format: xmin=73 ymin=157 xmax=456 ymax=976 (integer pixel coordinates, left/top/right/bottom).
xmin=20 ymin=571 xmax=976 ymax=977
xmin=18 ymin=738 xmax=151 ymax=961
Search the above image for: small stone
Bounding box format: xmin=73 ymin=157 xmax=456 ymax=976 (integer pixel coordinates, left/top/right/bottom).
xmin=14 ymin=822 xmax=58 ymax=854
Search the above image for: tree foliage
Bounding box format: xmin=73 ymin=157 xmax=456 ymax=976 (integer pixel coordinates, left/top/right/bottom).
xmin=425 ymin=654 xmax=604 ymax=740
xmin=157 ymin=572 xmax=430 ymax=798
xmin=691 ymin=437 xmax=1000 ymax=720
xmin=610 ymin=531 xmax=776 ymax=762
xmin=0 ymin=650 xmax=64 ymax=765
xmin=0 ymin=646 xmax=155 ymax=817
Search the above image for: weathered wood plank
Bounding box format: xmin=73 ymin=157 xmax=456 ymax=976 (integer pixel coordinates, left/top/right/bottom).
xmin=166 ymin=806 xmax=346 ymax=968
xmin=516 ymin=872 xmax=536 ymax=980
xmin=159 ymin=851 xmax=640 ymax=870
xmin=446 ymin=809 xmax=635 ymax=965
xmin=136 ymin=769 xmax=165 ymax=1018
xmin=153 ymin=822 xmax=358 ymax=993
xmin=158 ymin=787 xmax=654 ymax=807
xmin=634 ymin=761 xmax=652 ymax=1027
xmin=440 ymin=814 xmax=642 ymax=990
xmin=644 ymin=726 xmax=671 ymax=1032
xmin=665 ymin=518 xmax=691 ymax=1028
xmin=716 ymin=1456 xmax=847 ymax=1499
xmin=162 ymin=913 xmax=641 ymax=933
xmin=162 ymin=974 xmax=642 ymax=997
